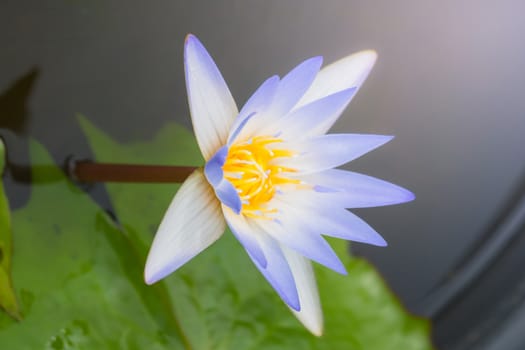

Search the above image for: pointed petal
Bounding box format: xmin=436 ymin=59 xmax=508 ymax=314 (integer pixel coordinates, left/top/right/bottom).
xmin=281 ymin=245 xmax=323 ymax=336
xmin=279 ymin=134 xmax=393 ymax=174
xmin=239 ymin=75 xmax=280 ymax=118
xmin=214 ymin=179 xmax=242 ymax=214
xmin=278 ymin=190 xmax=387 ymax=246
xmin=295 ymin=50 xmax=377 ymax=109
xmin=301 ymin=169 xmax=415 ymax=208
xmin=228 ymin=76 xmax=279 ymax=144
xmin=236 ymin=57 xmax=323 ymax=141
xmin=222 ymin=206 xmax=267 ymax=268
xmin=273 ymin=87 xmax=357 ymax=140
xmin=228 ymin=111 xmax=257 ymax=146
xmin=204 ymin=146 xmax=242 ymax=213
xmin=242 ymin=222 xmax=300 ymax=310
xmin=185 ymin=34 xmax=238 ymax=160
xmin=269 ymin=56 xmax=323 ymax=118
xmin=321 ymin=208 xmax=387 ymax=246
xmin=204 ymin=145 xmax=228 ymax=186
xmin=145 ymin=170 xmax=225 ymax=284
xmin=259 ymin=199 xmax=347 ymax=274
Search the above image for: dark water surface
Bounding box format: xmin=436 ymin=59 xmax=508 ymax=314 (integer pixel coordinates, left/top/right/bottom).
xmin=2 ymin=1 xmax=525 ymax=347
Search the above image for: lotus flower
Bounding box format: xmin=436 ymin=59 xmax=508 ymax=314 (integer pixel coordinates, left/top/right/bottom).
xmin=145 ymin=34 xmax=414 ymax=335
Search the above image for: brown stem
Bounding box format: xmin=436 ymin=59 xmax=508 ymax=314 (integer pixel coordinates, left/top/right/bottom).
xmin=71 ymin=160 xmax=197 ymax=183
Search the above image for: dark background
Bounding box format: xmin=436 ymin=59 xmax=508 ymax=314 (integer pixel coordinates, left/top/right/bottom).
xmin=2 ymin=1 xmax=525 ymax=348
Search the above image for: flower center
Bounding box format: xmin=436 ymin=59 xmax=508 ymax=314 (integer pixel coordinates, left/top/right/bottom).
xmin=222 ymin=136 xmax=300 ymax=219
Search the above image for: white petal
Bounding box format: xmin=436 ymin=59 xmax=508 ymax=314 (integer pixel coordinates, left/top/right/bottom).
xmin=144 ymin=169 xmax=225 ymax=284
xmin=185 ymin=34 xmax=239 ymax=160
xmin=295 ymin=50 xmax=377 ymax=110
xmin=281 ymin=245 xmax=323 ymax=336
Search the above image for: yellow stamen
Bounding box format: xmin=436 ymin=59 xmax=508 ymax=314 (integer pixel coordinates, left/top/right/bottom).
xmin=223 ymin=136 xmax=300 ymax=219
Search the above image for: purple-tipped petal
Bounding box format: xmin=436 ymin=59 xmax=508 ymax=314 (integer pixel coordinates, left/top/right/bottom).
xmin=204 ymin=146 xmax=228 ymax=186
xmin=222 ymin=206 xmax=267 ymax=268
xmin=281 ymin=245 xmax=323 ymax=336
xmin=228 ymin=76 xmax=280 ymax=144
xmin=295 ymin=50 xmax=377 ymax=110
xmin=227 ymin=112 xmax=257 ymax=146
xmin=279 ymin=134 xmax=393 ymax=174
xmin=322 ymin=208 xmax=387 ymax=246
xmin=271 ymin=87 xmax=357 ymax=140
xmin=240 ymin=219 xmax=301 ymax=310
xmin=269 ymin=56 xmax=323 ymax=118
xmin=204 ymin=146 xmax=242 ymax=213
xmin=278 ymin=191 xmax=387 ymax=246
xmin=316 ymin=207 xmax=387 ymax=246
xmin=185 ymin=34 xmax=238 ymax=160
xmin=145 ymin=170 xmax=225 ymax=284
xmin=301 ymin=169 xmax=416 ymax=208
xmin=259 ymin=200 xmax=347 ymax=275
xmin=214 ymin=179 xmax=242 ymax=214
xmin=236 ymin=57 xmax=323 ymax=141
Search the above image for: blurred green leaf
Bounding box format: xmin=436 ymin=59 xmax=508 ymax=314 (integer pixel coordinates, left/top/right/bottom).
xmin=0 ymin=137 xmax=22 ymax=320
xmin=79 ymin=116 xmax=433 ymax=349
xmin=0 ymin=141 xmax=186 ymax=349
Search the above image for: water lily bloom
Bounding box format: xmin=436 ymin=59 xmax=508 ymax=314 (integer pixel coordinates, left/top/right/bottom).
xmin=145 ymin=34 xmax=414 ymax=336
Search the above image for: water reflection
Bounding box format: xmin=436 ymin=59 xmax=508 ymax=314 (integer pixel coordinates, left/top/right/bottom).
xmin=0 ymin=68 xmax=39 ymax=207
xmin=0 ymin=68 xmax=38 ymax=136
xmin=0 ymin=68 xmax=112 ymax=212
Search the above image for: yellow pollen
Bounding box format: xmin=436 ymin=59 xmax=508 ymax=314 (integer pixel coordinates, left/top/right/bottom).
xmin=223 ymin=136 xmax=300 ymax=219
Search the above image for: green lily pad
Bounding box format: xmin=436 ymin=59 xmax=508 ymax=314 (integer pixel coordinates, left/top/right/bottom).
xmin=79 ymin=115 xmax=433 ymax=349
xmin=0 ymin=137 xmax=22 ymax=320
xmin=0 ymin=141 xmax=186 ymax=348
